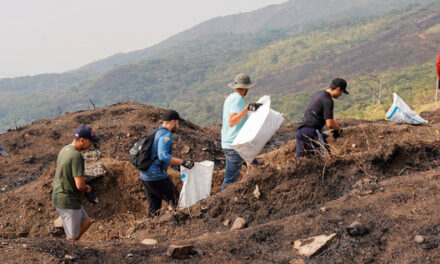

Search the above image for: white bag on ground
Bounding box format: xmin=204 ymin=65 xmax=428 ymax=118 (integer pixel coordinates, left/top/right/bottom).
xmin=230 ymin=95 xmax=285 ymax=164
xmin=386 ymin=93 xmax=428 ymax=125
xmin=179 ymin=160 xmax=214 ymax=208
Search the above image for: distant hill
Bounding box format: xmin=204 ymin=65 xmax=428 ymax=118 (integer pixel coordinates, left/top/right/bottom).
xmin=78 ymin=0 xmax=434 ymax=74
xmin=0 ymin=0 xmax=438 ymax=131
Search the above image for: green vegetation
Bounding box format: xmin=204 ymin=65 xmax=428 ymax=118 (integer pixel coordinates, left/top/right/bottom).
xmin=0 ymin=1 xmax=439 ymax=131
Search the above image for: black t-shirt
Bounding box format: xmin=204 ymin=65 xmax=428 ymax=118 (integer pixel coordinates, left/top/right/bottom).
xmin=299 ymin=90 xmax=334 ymax=130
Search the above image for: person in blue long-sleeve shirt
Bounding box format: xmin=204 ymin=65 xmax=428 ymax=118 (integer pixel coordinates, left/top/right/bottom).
xmin=140 ymin=110 xmax=195 ymax=218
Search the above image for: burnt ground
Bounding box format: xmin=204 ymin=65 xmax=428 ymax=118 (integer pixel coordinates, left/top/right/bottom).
xmin=1 ymin=103 xmax=440 ymax=263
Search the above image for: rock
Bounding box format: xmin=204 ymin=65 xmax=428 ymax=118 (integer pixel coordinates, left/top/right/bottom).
xmin=65 ymin=255 xmax=77 ymax=260
xmin=200 ymin=205 xmax=209 ymax=212
xmin=127 ymin=133 xmax=131 ymax=138
xmin=126 ymin=253 xmax=133 ymax=258
xmin=346 ymin=221 xmax=369 ymax=236
xmin=223 ymin=219 xmax=231 ymax=226
xmin=141 ymin=239 xmax=158 ymax=245
xmin=83 ymin=150 xmax=102 ymax=162
xmin=352 ymin=144 xmax=357 ymax=148
xmin=231 ymin=217 xmax=246 ymax=231
xmin=320 ymin=207 xmax=327 ymax=212
xmin=293 ymin=233 xmax=337 ymax=258
xmin=182 ymin=145 xmax=191 ymax=154
xmin=253 ymin=185 xmax=261 ymax=199
xmin=166 ymin=244 xmax=194 ymax=259
xmin=84 ymin=162 xmax=107 ymax=181
xmin=54 ymin=216 xmax=63 ymax=229
xmin=414 ymin=235 xmax=425 ymax=244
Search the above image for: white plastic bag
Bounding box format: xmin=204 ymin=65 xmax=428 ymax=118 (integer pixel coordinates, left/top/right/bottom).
xmin=178 ymin=160 xmax=214 ymax=208
xmin=386 ymin=93 xmax=428 ymax=125
xmin=230 ymin=95 xmax=285 ymax=164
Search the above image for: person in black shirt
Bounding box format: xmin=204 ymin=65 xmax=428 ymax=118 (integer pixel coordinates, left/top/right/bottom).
xmin=296 ymin=78 xmax=348 ymax=157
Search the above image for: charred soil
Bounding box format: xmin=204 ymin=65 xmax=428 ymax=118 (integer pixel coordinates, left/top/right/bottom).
xmin=1 ymin=103 xmax=440 ymax=263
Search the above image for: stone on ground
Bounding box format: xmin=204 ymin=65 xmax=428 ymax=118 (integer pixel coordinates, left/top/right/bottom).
xmin=253 ymin=185 xmax=261 ymax=199
xmin=346 ymin=221 xmax=369 ymax=236
xmin=166 ymin=244 xmax=194 ymax=259
xmin=293 ymin=233 xmax=337 ymax=258
xmin=231 ymin=217 xmax=246 ymax=231
xmin=141 ymin=239 xmax=158 ymax=245
xmin=84 ymin=162 xmax=107 ymax=181
xmin=414 ymin=235 xmax=425 ymax=244
xmin=54 ymin=216 xmax=63 ymax=229
xmin=83 ymin=150 xmax=102 ymax=162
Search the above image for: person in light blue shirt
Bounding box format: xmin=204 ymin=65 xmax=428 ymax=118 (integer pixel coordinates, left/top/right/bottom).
xmin=140 ymin=110 xmax=195 ymax=218
xmin=221 ymin=73 xmax=261 ymax=191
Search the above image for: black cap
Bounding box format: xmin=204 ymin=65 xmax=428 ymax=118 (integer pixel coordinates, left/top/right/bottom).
xmin=163 ymin=110 xmax=182 ymax=121
xmin=74 ymin=125 xmax=100 ymax=143
xmin=332 ymin=78 xmax=349 ymax=94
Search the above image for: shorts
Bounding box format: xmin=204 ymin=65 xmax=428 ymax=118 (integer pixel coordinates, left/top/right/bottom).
xmin=55 ymin=206 xmax=90 ymax=239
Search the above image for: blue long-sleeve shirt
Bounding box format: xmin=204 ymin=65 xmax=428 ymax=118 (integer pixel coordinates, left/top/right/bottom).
xmin=140 ymin=127 xmax=173 ymax=181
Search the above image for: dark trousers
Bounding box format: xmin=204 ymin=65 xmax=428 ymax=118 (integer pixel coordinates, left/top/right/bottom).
xmin=141 ymin=177 xmax=180 ymax=218
xmin=296 ymin=127 xmax=329 ymax=157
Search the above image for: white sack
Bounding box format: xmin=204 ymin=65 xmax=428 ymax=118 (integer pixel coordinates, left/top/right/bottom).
xmin=386 ymin=93 xmax=428 ymax=125
xmin=230 ymin=95 xmax=285 ymax=164
xmin=179 ymin=160 xmax=214 ymax=208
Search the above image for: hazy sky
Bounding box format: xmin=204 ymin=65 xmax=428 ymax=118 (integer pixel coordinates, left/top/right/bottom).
xmin=0 ymin=0 xmax=286 ymax=78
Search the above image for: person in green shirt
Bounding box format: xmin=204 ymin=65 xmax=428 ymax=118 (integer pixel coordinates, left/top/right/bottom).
xmin=52 ymin=125 xmax=100 ymax=243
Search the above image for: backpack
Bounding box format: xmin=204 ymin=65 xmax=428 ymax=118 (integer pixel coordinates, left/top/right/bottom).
xmin=129 ymin=127 xmax=165 ymax=171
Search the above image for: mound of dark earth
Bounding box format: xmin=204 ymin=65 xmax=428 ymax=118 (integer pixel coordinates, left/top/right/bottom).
xmin=1 ymin=103 xmax=440 ymax=263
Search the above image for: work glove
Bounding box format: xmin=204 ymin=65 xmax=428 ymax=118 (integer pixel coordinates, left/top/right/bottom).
xmin=85 ymin=185 xmax=99 ymax=204
xmin=331 ymin=129 xmax=343 ymax=140
xmin=248 ymin=103 xmax=262 ymax=112
xmin=182 ymin=160 xmax=195 ymax=169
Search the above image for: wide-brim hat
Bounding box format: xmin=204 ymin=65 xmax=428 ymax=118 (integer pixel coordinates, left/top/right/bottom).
xmin=228 ymin=73 xmax=256 ymax=89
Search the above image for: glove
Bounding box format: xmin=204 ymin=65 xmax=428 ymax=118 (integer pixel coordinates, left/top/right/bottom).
xmin=331 ymin=129 xmax=343 ymax=140
xmin=182 ymin=160 xmax=195 ymax=169
xmin=248 ymin=103 xmax=262 ymax=112
xmin=85 ymin=186 xmax=99 ymax=204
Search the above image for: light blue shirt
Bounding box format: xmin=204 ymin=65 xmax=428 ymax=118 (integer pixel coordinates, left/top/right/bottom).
xmin=140 ymin=127 xmax=173 ymax=181
xmin=221 ymin=92 xmax=247 ymax=149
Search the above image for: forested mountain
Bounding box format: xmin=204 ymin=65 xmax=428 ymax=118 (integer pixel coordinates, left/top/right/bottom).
xmin=78 ymin=0 xmax=435 ymax=74
xmin=0 ymin=0 xmax=438 ymax=131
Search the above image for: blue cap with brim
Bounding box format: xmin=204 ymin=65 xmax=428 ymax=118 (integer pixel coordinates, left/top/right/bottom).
xmin=74 ymin=125 xmax=100 ymax=143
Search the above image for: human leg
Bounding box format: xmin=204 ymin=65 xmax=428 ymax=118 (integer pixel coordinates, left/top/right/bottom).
xmin=222 ymin=149 xmax=244 ymax=191
xmin=141 ymin=180 xmax=163 ymax=218
xmin=296 ymin=128 xmax=320 ymax=157
xmin=158 ymin=177 xmax=180 ymax=208
xmin=76 ymin=207 xmax=93 ymax=241
xmin=56 ymin=207 xmax=89 ymax=241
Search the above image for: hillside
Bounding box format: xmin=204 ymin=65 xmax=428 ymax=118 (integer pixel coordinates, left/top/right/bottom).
xmin=50 ymin=3 xmax=440 ymax=125
xmin=78 ymin=0 xmax=434 ymax=73
xmin=2 ymin=101 xmax=440 ymax=263
xmin=0 ymin=0 xmax=437 ymax=132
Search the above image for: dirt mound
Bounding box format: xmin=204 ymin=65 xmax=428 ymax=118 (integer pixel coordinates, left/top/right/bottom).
xmin=0 ymin=102 xmax=223 ymax=194
xmin=2 ymin=103 xmax=440 ymax=263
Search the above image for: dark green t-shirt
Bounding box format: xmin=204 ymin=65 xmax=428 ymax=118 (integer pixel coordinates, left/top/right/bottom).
xmin=51 ymin=145 xmax=84 ymax=209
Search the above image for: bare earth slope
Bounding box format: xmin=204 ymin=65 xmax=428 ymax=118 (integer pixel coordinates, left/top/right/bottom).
xmin=1 ymin=103 xmax=440 ymax=263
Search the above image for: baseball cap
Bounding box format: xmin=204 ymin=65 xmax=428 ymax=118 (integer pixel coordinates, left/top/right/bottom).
xmin=74 ymin=125 xmax=100 ymax=143
xmin=0 ymin=140 xmax=9 ymax=157
xmin=332 ymin=78 xmax=349 ymax=94
xmin=163 ymin=110 xmax=182 ymax=121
